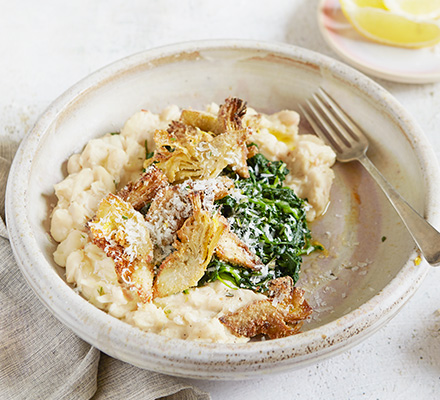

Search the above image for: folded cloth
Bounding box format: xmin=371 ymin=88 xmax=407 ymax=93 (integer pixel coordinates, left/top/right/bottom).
xmin=0 ymin=142 xmax=210 ymax=400
xmin=0 ymin=141 xmax=14 ymax=239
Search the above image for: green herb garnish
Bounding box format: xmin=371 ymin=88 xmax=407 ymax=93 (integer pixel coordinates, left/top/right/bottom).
xmin=145 ymin=140 xmax=154 ymax=159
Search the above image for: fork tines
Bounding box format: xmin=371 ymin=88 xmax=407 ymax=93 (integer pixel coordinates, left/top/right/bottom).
xmin=299 ymin=88 xmax=368 ymax=158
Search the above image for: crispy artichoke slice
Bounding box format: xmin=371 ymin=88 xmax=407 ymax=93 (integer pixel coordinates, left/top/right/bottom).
xmin=267 ymin=276 xmax=312 ymax=323
xmin=153 ymin=193 xmax=227 ymax=298
xmin=148 ymin=121 xmax=250 ymax=183
xmin=215 ymin=218 xmax=263 ymax=270
xmin=145 ymin=184 xmax=192 ymax=260
xmin=217 ymin=97 xmax=246 ymax=133
xmin=180 ymin=109 xmax=218 ymax=133
xmin=180 ymin=97 xmax=246 ymax=134
xmin=219 ymin=300 xmax=300 ymax=339
xmin=88 ymin=193 xmax=154 ymax=302
xmin=144 ymin=176 xmax=234 ymax=262
xmin=145 ymin=98 xmax=251 ymax=182
xmin=219 ymin=277 xmax=311 ymax=339
xmin=117 ymin=165 xmax=168 ymax=210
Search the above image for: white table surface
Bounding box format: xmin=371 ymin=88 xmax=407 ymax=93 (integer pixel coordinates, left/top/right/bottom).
xmin=2 ymin=1 xmax=440 ymax=399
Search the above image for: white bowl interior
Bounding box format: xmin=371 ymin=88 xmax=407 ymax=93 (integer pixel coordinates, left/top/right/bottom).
xmin=8 ymin=42 xmax=437 ymax=378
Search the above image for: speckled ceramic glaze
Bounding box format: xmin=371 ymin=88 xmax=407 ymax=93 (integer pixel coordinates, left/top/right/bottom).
xmin=6 ymin=40 xmax=440 ymax=379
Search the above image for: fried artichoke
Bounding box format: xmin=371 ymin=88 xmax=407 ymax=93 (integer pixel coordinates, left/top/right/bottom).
xmin=219 ymin=276 xmax=312 ymax=339
xmin=153 ymin=193 xmax=227 ymax=298
xmin=88 ymin=193 xmax=155 ymax=302
xmin=145 ymin=98 xmax=251 ymax=183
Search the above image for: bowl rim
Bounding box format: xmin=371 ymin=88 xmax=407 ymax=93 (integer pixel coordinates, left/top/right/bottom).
xmin=5 ymin=39 xmax=439 ymax=379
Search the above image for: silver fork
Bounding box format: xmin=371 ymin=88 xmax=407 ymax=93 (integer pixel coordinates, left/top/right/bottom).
xmin=299 ymin=88 xmax=440 ymax=266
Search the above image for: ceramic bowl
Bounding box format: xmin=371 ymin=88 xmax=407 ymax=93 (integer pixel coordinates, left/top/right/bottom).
xmin=6 ymin=40 xmax=440 ymax=379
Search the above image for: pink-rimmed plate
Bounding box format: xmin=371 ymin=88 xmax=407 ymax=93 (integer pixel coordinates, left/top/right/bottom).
xmin=318 ymin=0 xmax=440 ymax=84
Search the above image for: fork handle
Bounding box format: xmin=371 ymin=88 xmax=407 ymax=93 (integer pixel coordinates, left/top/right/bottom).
xmin=359 ymin=154 xmax=440 ymax=266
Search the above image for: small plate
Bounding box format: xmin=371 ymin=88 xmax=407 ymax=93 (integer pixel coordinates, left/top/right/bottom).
xmin=318 ymin=0 xmax=440 ymax=83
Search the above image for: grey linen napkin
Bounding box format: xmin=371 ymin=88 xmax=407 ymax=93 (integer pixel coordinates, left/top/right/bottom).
xmin=0 ymin=141 xmax=210 ymax=400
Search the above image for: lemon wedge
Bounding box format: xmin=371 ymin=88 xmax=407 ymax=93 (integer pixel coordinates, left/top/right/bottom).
xmin=384 ymin=0 xmax=440 ymax=19
xmin=351 ymin=0 xmax=386 ymax=8
xmin=340 ymin=0 xmax=440 ymax=48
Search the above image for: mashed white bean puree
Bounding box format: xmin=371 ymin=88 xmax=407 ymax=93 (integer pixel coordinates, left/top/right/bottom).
xmin=50 ymin=103 xmax=335 ymax=343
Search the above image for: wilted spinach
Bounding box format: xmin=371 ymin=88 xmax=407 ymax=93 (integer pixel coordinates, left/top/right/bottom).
xmin=201 ymin=153 xmax=321 ymax=292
